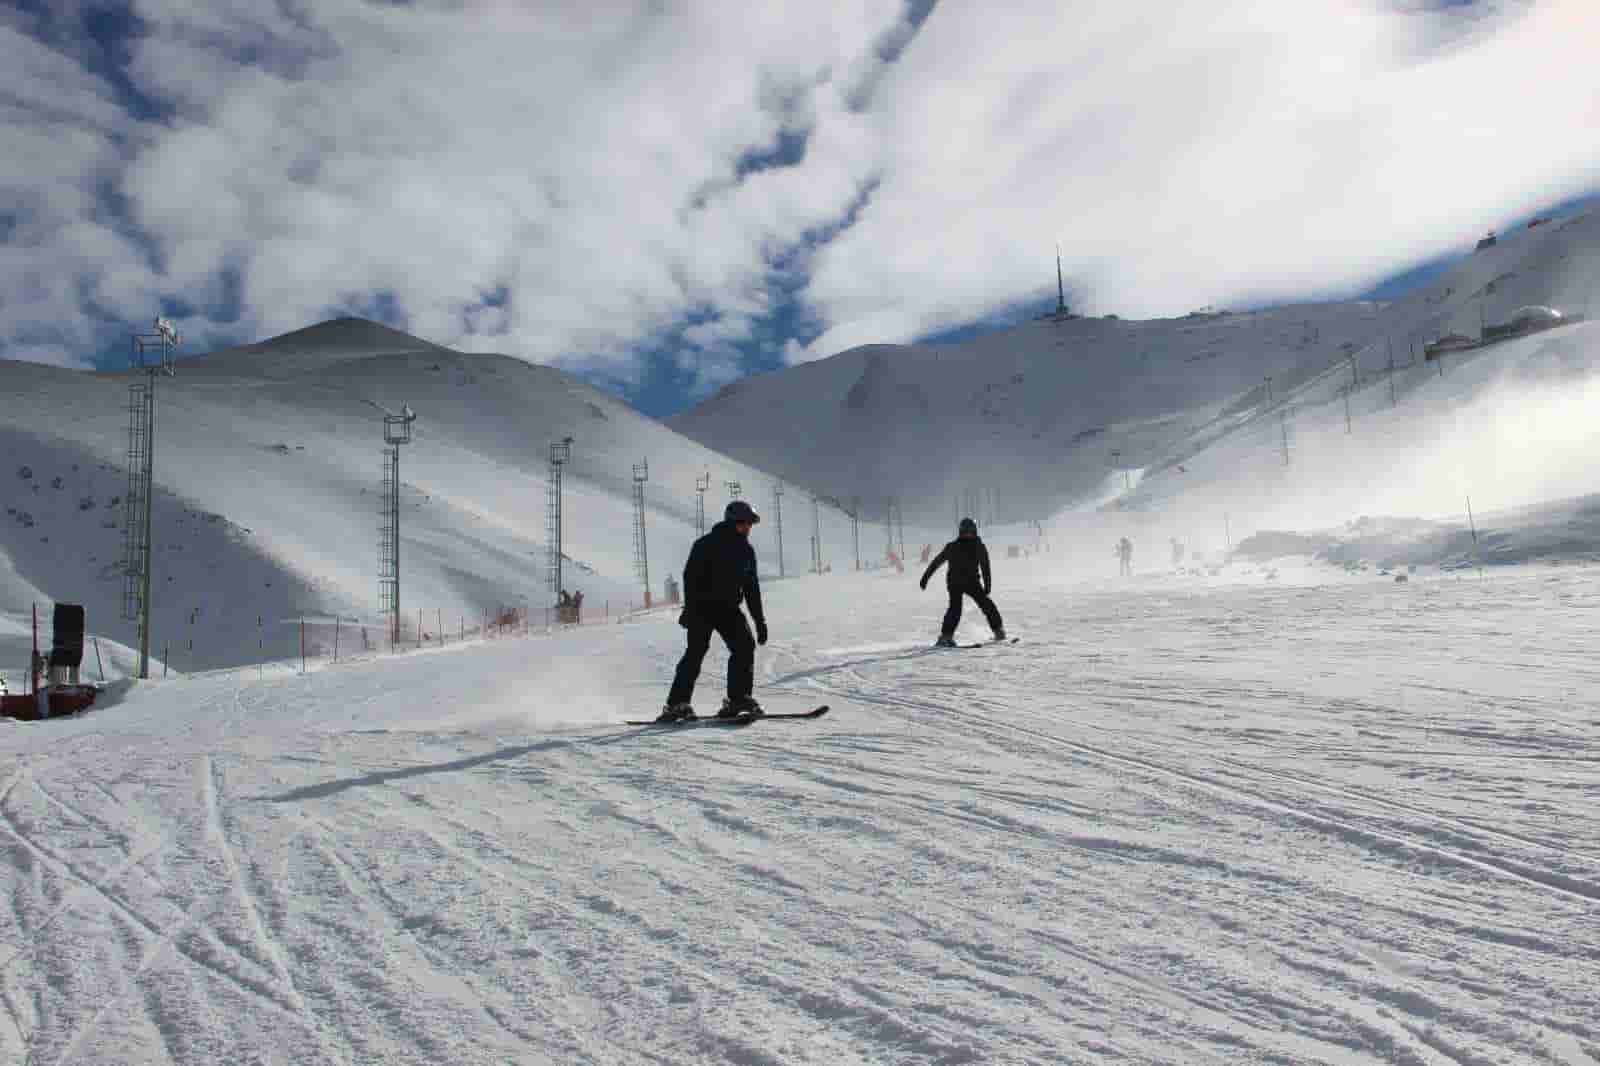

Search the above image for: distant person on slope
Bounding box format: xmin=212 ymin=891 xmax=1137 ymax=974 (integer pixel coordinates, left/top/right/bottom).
xmin=1117 ymin=537 xmax=1134 ymax=577
xmin=657 ymin=501 xmax=769 ymax=722
xmin=920 ymin=517 xmax=1005 ymax=647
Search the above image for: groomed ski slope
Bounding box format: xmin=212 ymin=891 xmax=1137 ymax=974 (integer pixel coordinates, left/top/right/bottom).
xmin=3 ymin=558 xmax=1597 ymax=1065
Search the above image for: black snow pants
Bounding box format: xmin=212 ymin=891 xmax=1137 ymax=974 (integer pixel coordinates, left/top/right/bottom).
xmin=668 ymin=607 xmax=755 ymax=706
xmin=942 ymin=584 xmax=1003 ymax=637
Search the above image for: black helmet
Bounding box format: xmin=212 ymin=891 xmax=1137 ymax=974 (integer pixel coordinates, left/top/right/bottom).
xmin=958 ymin=517 xmax=977 ymax=536
xmin=725 ymin=500 xmax=761 ymax=524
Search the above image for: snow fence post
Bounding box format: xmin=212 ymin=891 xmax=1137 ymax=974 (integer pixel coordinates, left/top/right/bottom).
xmin=334 ymin=616 xmax=340 ymax=663
xmin=300 ymin=616 xmax=305 ymax=674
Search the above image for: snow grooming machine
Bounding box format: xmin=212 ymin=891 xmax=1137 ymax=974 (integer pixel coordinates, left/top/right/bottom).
xmin=0 ymin=604 xmax=100 ymax=721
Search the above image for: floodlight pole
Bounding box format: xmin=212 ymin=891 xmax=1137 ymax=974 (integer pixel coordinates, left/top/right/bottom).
xmin=695 ymin=472 xmax=709 ymax=536
xmin=380 ymin=405 xmax=417 ymax=649
xmin=632 ymin=459 xmax=651 ymax=607
xmin=773 ymin=481 xmax=785 ymax=578
xmin=1110 ymin=450 xmax=1130 ymax=492
xmin=125 ymin=317 xmax=178 ymax=680
xmin=810 ymin=494 xmax=823 ymax=574
xmin=547 ymin=437 xmax=573 ymax=605
xmin=850 ymin=497 xmax=860 ymax=571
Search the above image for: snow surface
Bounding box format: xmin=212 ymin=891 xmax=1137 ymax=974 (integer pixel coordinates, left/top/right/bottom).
xmin=3 ymin=558 xmax=1597 ymax=1064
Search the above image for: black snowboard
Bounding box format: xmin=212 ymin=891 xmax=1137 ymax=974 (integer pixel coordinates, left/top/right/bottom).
xmin=626 ymin=705 xmax=830 ymax=727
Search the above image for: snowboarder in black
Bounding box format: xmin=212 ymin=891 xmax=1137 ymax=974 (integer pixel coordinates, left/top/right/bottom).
xmin=920 ymin=517 xmax=1005 ymax=647
xmin=658 ymin=500 xmax=769 ymax=722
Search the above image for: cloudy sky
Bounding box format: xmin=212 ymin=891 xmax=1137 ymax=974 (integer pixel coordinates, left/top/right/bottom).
xmin=3 ymin=1 xmax=1598 ymax=414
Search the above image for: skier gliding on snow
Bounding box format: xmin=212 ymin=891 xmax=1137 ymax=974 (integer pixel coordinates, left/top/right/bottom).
xmin=920 ymin=517 xmax=1005 ymax=647
xmin=657 ymin=500 xmax=769 ymax=722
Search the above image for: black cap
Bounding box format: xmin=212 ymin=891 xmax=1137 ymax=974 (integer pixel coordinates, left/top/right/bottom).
xmin=959 ymin=517 xmax=977 ymax=536
xmin=726 ymin=500 xmax=761 ymax=524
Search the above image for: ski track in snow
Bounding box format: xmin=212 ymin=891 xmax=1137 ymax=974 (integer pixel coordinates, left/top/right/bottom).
xmin=2 ymin=563 xmax=1598 ymax=1064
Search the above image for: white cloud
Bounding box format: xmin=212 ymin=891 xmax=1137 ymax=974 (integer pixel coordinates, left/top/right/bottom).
xmin=2 ymin=0 xmax=1597 ymax=399
xmin=796 ymin=0 xmax=1600 ymax=358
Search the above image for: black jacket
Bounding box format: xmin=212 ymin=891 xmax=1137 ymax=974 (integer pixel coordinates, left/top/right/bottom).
xmin=682 ymin=520 xmax=765 ymax=622
xmin=921 ymin=537 xmax=991 ymax=593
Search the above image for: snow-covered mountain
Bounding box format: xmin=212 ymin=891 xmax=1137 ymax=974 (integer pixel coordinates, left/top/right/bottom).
xmin=7 ymin=211 xmax=1600 ymax=679
xmin=0 ymin=319 xmax=825 ymax=675
xmin=672 ymin=211 xmax=1600 ymax=525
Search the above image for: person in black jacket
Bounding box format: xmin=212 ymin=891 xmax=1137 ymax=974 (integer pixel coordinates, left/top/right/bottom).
xmin=920 ymin=517 xmax=1005 ymax=647
xmin=658 ymin=500 xmax=769 ymax=722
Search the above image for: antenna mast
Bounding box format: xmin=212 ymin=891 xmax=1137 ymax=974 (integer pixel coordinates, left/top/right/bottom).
xmin=1056 ymin=244 xmax=1067 ymax=317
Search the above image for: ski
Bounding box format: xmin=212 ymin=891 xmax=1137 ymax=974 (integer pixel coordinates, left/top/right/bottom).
xmin=625 ymin=704 xmax=829 ymax=726
xmin=942 ymin=638 xmax=1020 ymax=649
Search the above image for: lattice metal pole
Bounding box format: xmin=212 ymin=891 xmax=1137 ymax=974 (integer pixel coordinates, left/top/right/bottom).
xmin=811 ymin=494 xmax=823 ymax=574
xmin=772 ymin=481 xmax=785 ymax=578
xmin=547 ymin=437 xmax=573 ymax=604
xmin=850 ymin=497 xmax=861 ymax=571
xmin=123 ymin=318 xmax=178 ymax=679
xmin=632 ymin=459 xmax=651 ymax=608
xmin=380 ymin=405 xmax=416 ymax=649
xmin=122 ymin=382 xmax=149 ymax=625
xmin=695 ymin=472 xmax=709 ymax=536
xmin=379 ymin=446 xmax=397 ymax=648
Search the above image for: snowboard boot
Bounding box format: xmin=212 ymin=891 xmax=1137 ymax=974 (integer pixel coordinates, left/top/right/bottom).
xmin=718 ymin=696 xmax=764 ymax=719
xmin=655 ymin=702 xmax=697 ymax=723
xmin=934 ymin=632 xmax=957 ymax=648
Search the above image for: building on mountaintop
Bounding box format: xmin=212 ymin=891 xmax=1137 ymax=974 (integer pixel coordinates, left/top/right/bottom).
xmin=1424 ymin=333 xmax=1477 ymax=360
xmin=1481 ymin=305 xmax=1580 ymax=344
